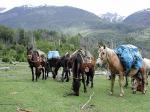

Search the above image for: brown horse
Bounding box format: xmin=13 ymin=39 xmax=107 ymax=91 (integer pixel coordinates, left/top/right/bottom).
xmin=98 ymin=45 xmax=148 ymax=96
xmin=71 ymin=49 xmax=96 ymax=96
xmin=53 ymin=53 xmax=71 ymax=82
xmin=27 ymin=47 xmax=47 ymax=81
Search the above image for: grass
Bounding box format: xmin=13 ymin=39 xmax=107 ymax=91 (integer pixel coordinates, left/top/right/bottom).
xmin=0 ymin=62 xmax=150 ymax=112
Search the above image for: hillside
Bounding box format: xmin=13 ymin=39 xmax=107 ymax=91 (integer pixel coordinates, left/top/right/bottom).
xmin=0 ymin=6 xmax=150 ymax=58
xmin=124 ymin=8 xmax=150 ymax=28
xmin=0 ymin=5 xmax=103 ymax=31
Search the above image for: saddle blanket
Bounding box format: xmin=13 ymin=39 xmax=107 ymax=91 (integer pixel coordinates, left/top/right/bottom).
xmin=115 ymin=44 xmax=143 ymax=72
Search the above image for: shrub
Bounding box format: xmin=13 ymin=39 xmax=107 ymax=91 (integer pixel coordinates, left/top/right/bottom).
xmin=2 ymin=56 xmax=10 ymax=62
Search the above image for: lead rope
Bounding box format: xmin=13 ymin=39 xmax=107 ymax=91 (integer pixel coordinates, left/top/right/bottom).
xmin=80 ymin=91 xmax=95 ymax=110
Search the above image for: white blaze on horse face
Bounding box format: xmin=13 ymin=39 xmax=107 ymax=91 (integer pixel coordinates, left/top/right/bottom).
xmin=98 ymin=46 xmax=107 ymax=61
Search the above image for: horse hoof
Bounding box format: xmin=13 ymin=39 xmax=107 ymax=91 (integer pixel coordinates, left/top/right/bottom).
xmin=109 ymin=91 xmax=113 ymax=95
xmin=120 ymin=93 xmax=124 ymax=97
xmin=84 ymin=90 xmax=87 ymax=93
xmin=66 ymin=80 xmax=69 ymax=82
xmin=142 ymin=91 xmax=146 ymax=94
xmin=132 ymin=91 xmax=136 ymax=94
xmin=124 ymin=85 xmax=128 ymax=88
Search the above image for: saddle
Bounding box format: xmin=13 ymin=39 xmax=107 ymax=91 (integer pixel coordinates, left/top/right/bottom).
xmin=77 ymin=49 xmax=94 ymax=64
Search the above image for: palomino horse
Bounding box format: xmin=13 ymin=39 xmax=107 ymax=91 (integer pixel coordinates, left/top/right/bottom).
xmin=27 ymin=47 xmax=47 ymax=81
xmin=98 ymin=45 xmax=148 ymax=96
xmin=71 ymin=49 xmax=96 ymax=96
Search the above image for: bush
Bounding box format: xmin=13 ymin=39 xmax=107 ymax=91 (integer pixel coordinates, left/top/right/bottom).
xmin=2 ymin=56 xmax=10 ymax=62
xmin=16 ymin=53 xmax=26 ymax=62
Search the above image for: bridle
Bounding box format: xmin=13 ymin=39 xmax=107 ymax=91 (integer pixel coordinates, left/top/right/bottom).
xmin=98 ymin=47 xmax=107 ymax=61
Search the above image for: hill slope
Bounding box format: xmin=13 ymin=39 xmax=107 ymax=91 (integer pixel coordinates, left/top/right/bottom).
xmin=124 ymin=8 xmax=150 ymax=28
xmin=0 ymin=5 xmax=102 ymax=30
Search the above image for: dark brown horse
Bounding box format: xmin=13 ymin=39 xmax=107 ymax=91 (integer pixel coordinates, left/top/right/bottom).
xmin=27 ymin=47 xmax=47 ymax=81
xmin=71 ymin=50 xmax=96 ymax=96
xmin=53 ymin=53 xmax=71 ymax=82
xmin=46 ymin=58 xmax=61 ymax=78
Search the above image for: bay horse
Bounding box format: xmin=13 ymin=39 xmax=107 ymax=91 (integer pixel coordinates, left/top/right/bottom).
xmin=27 ymin=47 xmax=47 ymax=81
xmin=98 ymin=44 xmax=148 ymax=96
xmin=71 ymin=50 xmax=96 ymax=96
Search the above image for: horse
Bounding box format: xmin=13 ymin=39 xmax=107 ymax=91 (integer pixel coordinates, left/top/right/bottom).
xmin=53 ymin=53 xmax=71 ymax=82
xmin=71 ymin=49 xmax=96 ymax=96
xmin=125 ymin=58 xmax=150 ymax=88
xmin=46 ymin=57 xmax=61 ymax=78
xmin=98 ymin=44 xmax=148 ymax=96
xmin=27 ymin=47 xmax=47 ymax=81
xmin=143 ymin=58 xmax=150 ymax=75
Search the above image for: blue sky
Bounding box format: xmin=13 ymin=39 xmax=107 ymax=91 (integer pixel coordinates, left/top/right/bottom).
xmin=1 ymin=0 xmax=150 ymax=16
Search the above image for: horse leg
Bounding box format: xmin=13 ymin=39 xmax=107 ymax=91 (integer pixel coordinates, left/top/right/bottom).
xmin=86 ymin=73 xmax=89 ymax=86
xmin=124 ymin=75 xmax=128 ymax=88
xmin=45 ymin=67 xmax=47 ymax=80
xmin=119 ymin=74 xmax=124 ymax=96
xmin=110 ymin=74 xmax=115 ymax=95
xmin=128 ymin=68 xmax=139 ymax=93
xmin=143 ymin=71 xmax=148 ymax=94
xmin=31 ymin=67 xmax=34 ymax=81
xmin=61 ymin=69 xmax=65 ymax=82
xmin=65 ymin=70 xmax=69 ymax=82
xmin=45 ymin=64 xmax=48 ymax=79
xmin=82 ymin=74 xmax=87 ymax=93
xmin=42 ymin=68 xmax=45 ymax=80
xmin=90 ymin=71 xmax=94 ymax=88
xmin=35 ymin=69 xmax=38 ymax=82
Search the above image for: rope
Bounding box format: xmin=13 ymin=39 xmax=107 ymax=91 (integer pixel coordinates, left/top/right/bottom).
xmin=81 ymin=92 xmax=94 ymax=110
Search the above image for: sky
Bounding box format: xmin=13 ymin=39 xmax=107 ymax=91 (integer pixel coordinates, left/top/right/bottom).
xmin=0 ymin=0 xmax=150 ymax=17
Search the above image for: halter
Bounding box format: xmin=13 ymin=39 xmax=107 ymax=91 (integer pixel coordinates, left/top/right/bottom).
xmin=98 ymin=47 xmax=109 ymax=63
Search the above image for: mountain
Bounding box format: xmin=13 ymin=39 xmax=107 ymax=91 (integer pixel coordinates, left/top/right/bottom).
xmin=100 ymin=12 xmax=124 ymax=23
xmin=123 ymin=8 xmax=150 ymax=28
xmin=0 ymin=7 xmax=6 ymax=12
xmin=0 ymin=5 xmax=102 ymax=31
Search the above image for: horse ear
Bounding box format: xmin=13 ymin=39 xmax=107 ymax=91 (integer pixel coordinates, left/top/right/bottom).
xmin=103 ymin=44 xmax=106 ymax=49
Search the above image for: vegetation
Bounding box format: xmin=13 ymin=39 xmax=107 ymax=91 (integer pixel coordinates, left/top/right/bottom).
xmin=0 ymin=25 xmax=82 ymax=62
xmin=0 ymin=63 xmax=150 ymax=112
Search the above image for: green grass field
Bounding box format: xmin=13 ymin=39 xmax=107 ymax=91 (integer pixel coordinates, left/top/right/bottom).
xmin=0 ymin=63 xmax=150 ymax=112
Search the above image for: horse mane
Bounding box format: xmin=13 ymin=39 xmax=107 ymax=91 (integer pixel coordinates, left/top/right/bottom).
xmin=104 ymin=47 xmax=117 ymax=61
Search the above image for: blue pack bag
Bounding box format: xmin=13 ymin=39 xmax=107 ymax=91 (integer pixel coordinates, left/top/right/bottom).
xmin=115 ymin=44 xmax=143 ymax=72
xmin=47 ymin=51 xmax=60 ymax=59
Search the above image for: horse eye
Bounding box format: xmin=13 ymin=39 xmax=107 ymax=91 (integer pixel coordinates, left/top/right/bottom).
xmin=102 ymin=52 xmax=105 ymax=55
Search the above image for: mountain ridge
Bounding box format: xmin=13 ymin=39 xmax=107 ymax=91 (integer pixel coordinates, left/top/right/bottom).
xmin=0 ymin=5 xmax=103 ymax=31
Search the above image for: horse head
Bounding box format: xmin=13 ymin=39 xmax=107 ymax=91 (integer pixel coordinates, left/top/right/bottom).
xmin=27 ymin=46 xmax=33 ymax=61
xmin=98 ymin=44 xmax=108 ymax=63
xmin=73 ymin=78 xmax=81 ymax=96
